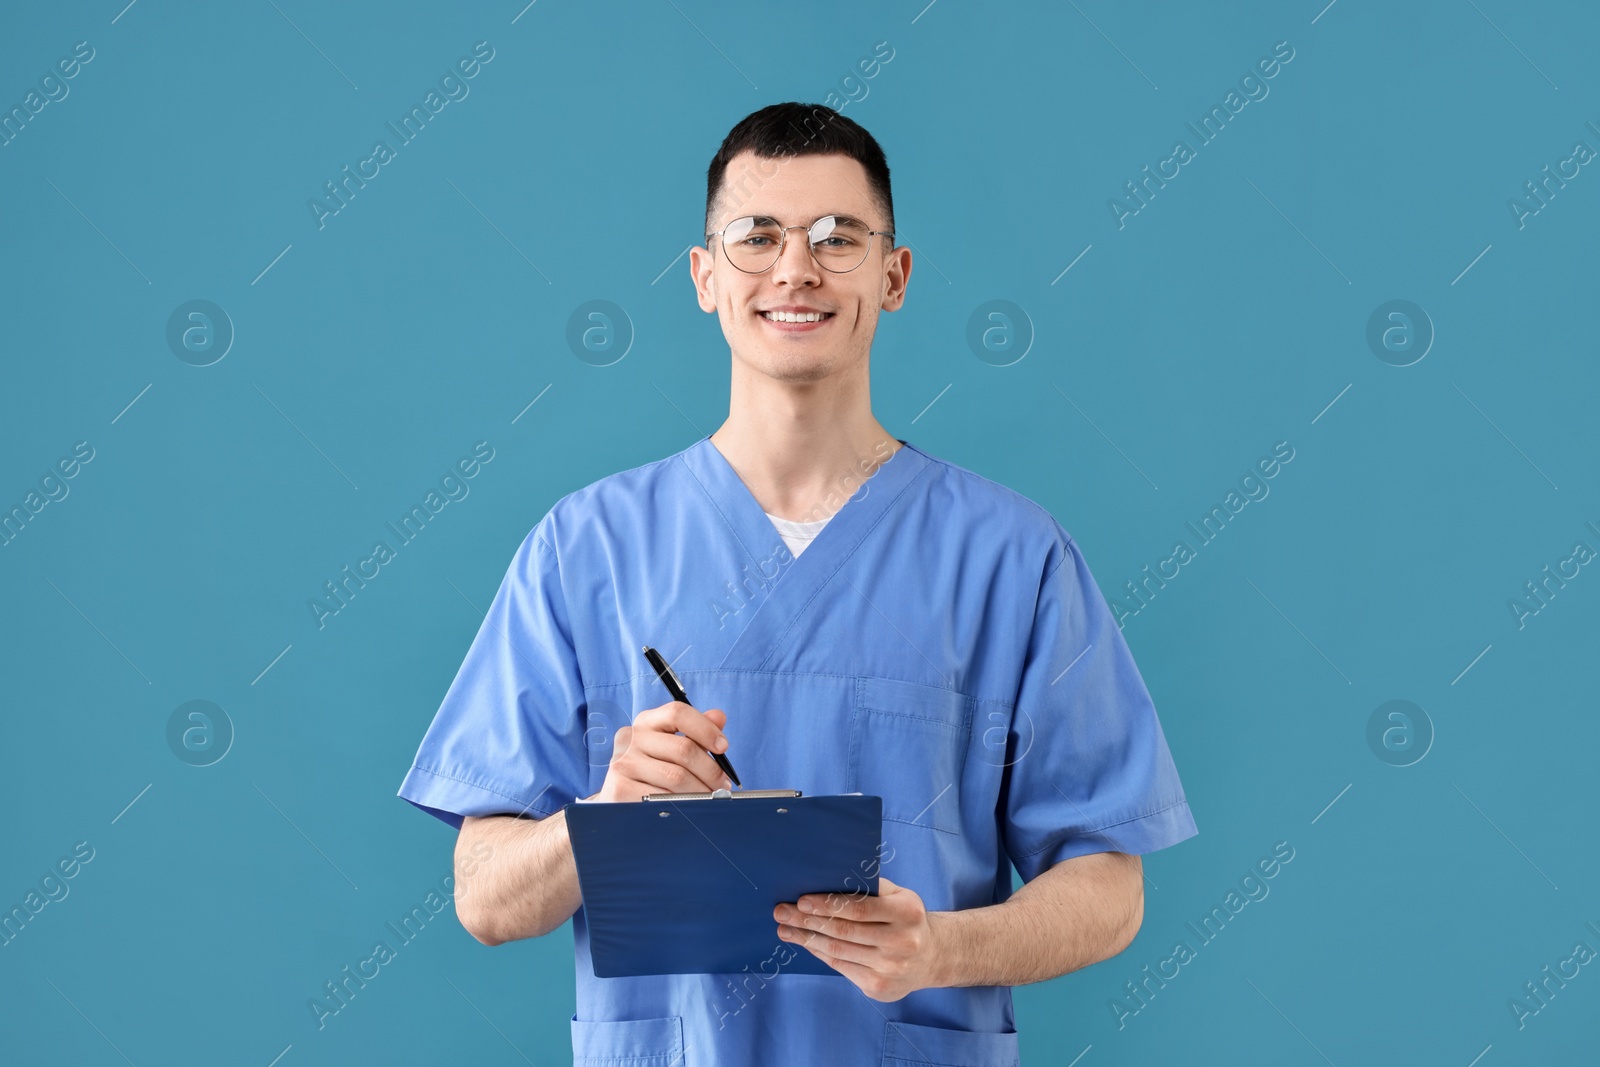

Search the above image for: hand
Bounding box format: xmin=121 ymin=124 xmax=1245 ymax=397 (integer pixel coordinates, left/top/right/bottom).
xmin=593 ymin=703 xmax=732 ymax=802
xmin=773 ymin=876 xmax=942 ymax=1002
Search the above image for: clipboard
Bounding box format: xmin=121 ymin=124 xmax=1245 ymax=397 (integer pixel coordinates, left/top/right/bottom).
xmin=565 ymin=790 xmax=883 ymax=977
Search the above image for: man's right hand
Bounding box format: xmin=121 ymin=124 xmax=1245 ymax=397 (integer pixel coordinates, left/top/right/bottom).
xmin=592 ymin=702 xmax=732 ymax=802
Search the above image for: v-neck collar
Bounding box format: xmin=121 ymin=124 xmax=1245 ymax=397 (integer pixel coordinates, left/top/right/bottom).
xmin=677 ymin=435 xmax=932 ymax=671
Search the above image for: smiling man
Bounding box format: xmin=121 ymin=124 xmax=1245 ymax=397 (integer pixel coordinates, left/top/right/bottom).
xmin=398 ymin=102 xmax=1198 ymax=1066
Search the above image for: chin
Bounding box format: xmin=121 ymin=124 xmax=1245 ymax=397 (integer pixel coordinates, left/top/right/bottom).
xmin=763 ymin=357 xmax=835 ymax=384
xmin=733 ymin=343 xmax=834 ymax=383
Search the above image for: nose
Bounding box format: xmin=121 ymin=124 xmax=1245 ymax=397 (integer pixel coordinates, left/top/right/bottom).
xmin=769 ymin=225 xmax=822 ymax=287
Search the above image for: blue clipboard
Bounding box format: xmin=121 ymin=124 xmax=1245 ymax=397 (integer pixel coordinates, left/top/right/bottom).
xmin=564 ymin=790 xmax=883 ymax=978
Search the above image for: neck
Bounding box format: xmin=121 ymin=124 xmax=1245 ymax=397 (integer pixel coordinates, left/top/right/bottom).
xmin=710 ymin=353 xmax=901 ymax=522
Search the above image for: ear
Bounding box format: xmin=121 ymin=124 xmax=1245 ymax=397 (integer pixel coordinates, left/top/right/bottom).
xmin=879 ymin=245 xmax=913 ymax=312
xmin=690 ymin=246 xmax=718 ymax=313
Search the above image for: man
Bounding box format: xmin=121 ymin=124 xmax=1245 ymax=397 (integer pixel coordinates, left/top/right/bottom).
xmin=398 ymin=102 xmax=1197 ymax=1065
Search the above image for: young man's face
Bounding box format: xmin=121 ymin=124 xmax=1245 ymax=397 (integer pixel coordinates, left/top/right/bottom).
xmin=690 ymin=150 xmax=911 ymax=385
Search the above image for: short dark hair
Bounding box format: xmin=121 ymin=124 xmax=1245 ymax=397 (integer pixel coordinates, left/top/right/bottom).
xmin=704 ymin=102 xmax=894 ymax=241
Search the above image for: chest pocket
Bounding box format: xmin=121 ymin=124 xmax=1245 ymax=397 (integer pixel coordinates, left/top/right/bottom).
xmin=848 ymin=676 xmax=972 ymax=835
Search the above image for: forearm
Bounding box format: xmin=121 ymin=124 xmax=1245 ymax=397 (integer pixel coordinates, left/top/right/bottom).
xmin=454 ymin=809 xmax=583 ymax=945
xmin=927 ymin=852 xmax=1143 ymax=988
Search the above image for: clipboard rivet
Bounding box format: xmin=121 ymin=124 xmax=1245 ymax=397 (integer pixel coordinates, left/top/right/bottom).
xmin=775 ymin=807 xmax=788 ymax=813
xmin=658 ymin=811 xmax=669 ymax=817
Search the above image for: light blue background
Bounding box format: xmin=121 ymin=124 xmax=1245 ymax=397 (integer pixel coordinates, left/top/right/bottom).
xmin=2 ymin=1 xmax=1596 ymax=1064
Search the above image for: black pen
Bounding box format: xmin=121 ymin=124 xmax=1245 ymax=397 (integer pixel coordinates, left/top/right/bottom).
xmin=641 ymin=645 xmax=741 ymax=788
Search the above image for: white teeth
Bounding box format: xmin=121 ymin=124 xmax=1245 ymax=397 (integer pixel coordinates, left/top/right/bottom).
xmin=762 ymin=310 xmax=826 ymax=323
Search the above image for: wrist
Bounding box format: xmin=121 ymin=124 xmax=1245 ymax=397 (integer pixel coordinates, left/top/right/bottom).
xmin=924 ymin=910 xmax=957 ymax=990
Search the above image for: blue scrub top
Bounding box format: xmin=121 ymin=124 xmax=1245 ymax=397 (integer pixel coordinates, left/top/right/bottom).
xmin=399 ymin=436 xmax=1197 ymax=1067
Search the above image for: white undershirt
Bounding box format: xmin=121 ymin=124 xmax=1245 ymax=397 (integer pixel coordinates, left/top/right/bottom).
xmin=759 ymin=445 xmax=905 ymax=557
xmin=764 ymin=511 xmax=834 ymax=558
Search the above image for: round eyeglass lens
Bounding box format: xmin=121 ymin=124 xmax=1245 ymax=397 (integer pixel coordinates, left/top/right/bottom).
xmin=720 ymin=215 xmax=875 ymax=273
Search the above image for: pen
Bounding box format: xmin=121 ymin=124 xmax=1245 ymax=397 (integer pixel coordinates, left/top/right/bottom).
xmin=641 ymin=645 xmax=741 ymax=788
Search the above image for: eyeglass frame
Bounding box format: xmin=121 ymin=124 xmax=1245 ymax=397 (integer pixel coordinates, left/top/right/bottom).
xmin=704 ymin=214 xmax=896 ymax=275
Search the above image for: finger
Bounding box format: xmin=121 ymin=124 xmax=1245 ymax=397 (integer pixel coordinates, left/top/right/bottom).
xmin=631 ymin=727 xmax=730 ymax=789
xmin=778 ymin=924 xmax=875 ymax=966
xmin=798 ymin=892 xmax=890 ymax=923
xmin=779 ymin=907 xmax=889 ymax=947
xmin=672 ymin=705 xmax=729 ymax=757
xmin=636 ymin=703 xmax=729 ymax=759
xmin=623 ymin=729 xmax=730 ymax=793
xmin=616 ymin=754 xmax=723 ymax=795
xmin=633 ymin=701 xmax=693 ymax=733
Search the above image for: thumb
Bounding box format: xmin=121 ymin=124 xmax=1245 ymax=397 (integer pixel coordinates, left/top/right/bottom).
xmin=702 ymin=707 xmax=727 ymax=727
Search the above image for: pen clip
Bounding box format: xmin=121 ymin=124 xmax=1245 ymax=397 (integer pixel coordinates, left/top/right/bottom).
xmin=659 ymin=659 xmax=683 ymax=693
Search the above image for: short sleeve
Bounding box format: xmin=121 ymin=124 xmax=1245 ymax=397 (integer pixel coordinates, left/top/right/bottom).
xmin=397 ymin=519 xmax=589 ymax=829
xmin=1001 ymin=532 xmax=1198 ymax=882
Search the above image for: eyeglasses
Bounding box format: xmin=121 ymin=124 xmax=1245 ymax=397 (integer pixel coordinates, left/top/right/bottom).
xmin=705 ymin=214 xmax=894 ymax=274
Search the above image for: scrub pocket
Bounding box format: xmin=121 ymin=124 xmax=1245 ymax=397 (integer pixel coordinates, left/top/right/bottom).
xmin=570 ymin=1014 xmax=685 ymax=1066
xmin=882 ymin=1019 xmax=1021 ymax=1067
xmin=849 ymin=676 xmax=973 ymax=835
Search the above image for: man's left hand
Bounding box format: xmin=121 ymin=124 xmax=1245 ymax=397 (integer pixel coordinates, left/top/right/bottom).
xmin=773 ymin=876 xmax=941 ymax=1002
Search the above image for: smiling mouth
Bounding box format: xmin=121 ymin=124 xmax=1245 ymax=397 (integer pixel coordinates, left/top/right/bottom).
xmin=760 ymin=310 xmax=834 ymax=323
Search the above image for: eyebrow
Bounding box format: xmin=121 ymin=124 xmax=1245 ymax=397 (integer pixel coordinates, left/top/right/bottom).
xmin=744 ymin=213 xmax=870 ymax=227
